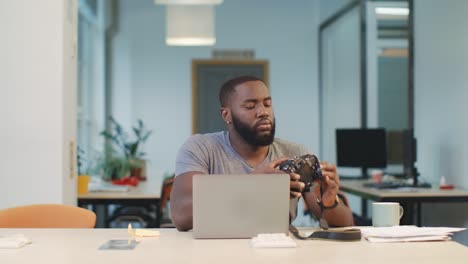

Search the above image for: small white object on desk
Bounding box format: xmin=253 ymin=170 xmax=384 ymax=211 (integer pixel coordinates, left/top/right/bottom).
xmin=127 ymin=224 xmax=160 ymax=238
xmin=250 ymin=233 xmax=297 ymax=248
xmin=439 ymin=175 xmax=455 ymax=190
xmin=440 ymin=176 xmax=447 ymax=185
xmin=0 ymin=234 xmax=32 ymax=249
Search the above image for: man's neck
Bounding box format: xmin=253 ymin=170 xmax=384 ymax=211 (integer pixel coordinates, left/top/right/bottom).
xmin=228 ymin=130 xmax=270 ymax=168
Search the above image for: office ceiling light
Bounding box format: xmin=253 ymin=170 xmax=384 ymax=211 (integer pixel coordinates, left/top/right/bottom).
xmin=155 ymin=0 xmax=223 ymax=5
xmin=375 ymin=7 xmax=410 ymax=16
xmin=166 ymin=5 xmax=215 ymax=46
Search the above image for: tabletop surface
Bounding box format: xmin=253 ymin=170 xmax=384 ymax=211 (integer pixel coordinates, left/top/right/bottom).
xmin=77 ymin=177 xmax=161 ymax=200
xmin=1 ymin=228 xmax=467 ymax=264
xmin=340 ymin=179 xmax=468 ymax=200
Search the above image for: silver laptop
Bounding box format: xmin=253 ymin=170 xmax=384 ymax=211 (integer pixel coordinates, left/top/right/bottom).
xmin=192 ymin=174 xmax=290 ymax=239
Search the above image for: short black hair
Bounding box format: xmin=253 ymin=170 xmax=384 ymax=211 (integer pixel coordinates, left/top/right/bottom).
xmin=219 ymin=76 xmax=264 ymax=107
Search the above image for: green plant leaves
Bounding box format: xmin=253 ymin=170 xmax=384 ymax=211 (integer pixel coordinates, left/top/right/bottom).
xmin=100 ymin=116 xmax=152 ymax=160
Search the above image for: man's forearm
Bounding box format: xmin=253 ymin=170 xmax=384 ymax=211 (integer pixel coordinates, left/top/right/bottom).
xmin=322 ymin=203 xmax=354 ymax=227
xmin=303 ymin=192 xmax=354 ymax=227
xmin=170 ymin=172 xmax=198 ymax=231
xmin=170 ymin=198 xmax=193 ymax=231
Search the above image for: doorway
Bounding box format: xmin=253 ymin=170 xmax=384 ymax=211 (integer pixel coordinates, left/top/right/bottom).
xmin=192 ymin=60 xmax=269 ymax=134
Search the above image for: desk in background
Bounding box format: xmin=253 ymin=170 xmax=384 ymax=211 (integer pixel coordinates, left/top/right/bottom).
xmin=340 ymin=179 xmax=468 ymax=226
xmin=1 ymin=228 xmax=467 ymax=264
xmin=78 ymin=177 xmax=161 ymax=228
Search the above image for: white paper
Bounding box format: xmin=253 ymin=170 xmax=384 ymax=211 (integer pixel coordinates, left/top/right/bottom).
xmin=0 ymin=234 xmax=32 ymax=249
xmin=358 ymin=226 xmax=466 ymax=243
xmin=366 ymin=236 xmax=451 ymax=243
xmin=88 ymin=177 xmax=129 ymax=192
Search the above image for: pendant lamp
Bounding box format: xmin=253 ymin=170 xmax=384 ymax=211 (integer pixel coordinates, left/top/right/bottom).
xmin=166 ymin=5 xmax=215 ymax=46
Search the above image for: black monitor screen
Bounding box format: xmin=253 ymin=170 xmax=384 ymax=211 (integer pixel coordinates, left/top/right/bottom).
xmin=336 ymin=128 xmax=387 ymax=168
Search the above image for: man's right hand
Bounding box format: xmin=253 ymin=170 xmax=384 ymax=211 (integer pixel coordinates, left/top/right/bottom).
xmin=251 ymin=158 xmax=305 ymax=198
xmin=289 ymin=172 xmax=305 ymax=198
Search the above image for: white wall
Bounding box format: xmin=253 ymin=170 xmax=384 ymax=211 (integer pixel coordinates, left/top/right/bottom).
xmin=414 ymin=0 xmax=468 ymax=243
xmin=0 ymin=0 xmax=78 ymax=209
xmin=111 ymin=0 xmax=320 ymax=184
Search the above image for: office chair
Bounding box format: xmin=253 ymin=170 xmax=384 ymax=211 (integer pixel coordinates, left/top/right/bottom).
xmin=0 ymin=204 xmax=96 ymax=228
xmin=107 ymin=205 xmax=154 ymax=228
xmin=159 ymin=174 xmax=175 ymax=228
xmin=107 ymin=174 xmax=175 ymax=228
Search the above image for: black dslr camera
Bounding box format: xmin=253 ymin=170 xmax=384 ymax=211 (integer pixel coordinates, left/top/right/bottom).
xmin=277 ymin=154 xmax=323 ymax=192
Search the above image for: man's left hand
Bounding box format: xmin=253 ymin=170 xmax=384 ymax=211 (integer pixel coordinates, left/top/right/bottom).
xmin=315 ymin=161 xmax=340 ymax=207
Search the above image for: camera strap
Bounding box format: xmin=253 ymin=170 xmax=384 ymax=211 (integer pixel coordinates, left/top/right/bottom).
xmin=288 ymin=190 xmax=361 ymax=241
xmin=289 ymin=225 xmax=362 ymax=241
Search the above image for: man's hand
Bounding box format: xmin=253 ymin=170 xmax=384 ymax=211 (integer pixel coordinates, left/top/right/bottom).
xmin=251 ymin=158 xmax=305 ymax=198
xmin=289 ymin=172 xmax=305 ymax=198
xmin=314 ymin=161 xmax=340 ymax=207
xmin=251 ymin=158 xmax=287 ymax=174
xmin=303 ymin=161 xmax=354 ymax=227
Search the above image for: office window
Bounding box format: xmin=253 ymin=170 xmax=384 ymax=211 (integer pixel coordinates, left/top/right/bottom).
xmin=77 ymin=0 xmax=105 ymax=171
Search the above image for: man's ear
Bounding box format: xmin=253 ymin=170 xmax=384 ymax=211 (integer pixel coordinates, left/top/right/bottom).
xmin=220 ymin=107 xmax=231 ymax=123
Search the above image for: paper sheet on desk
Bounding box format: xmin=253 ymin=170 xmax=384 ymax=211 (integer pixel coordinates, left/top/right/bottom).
xmin=88 ymin=184 xmax=129 ymax=192
xmin=359 ymin=226 xmax=466 ymax=243
xmin=88 ymin=177 xmax=129 ymax=192
xmin=0 ymin=234 xmax=32 ymax=249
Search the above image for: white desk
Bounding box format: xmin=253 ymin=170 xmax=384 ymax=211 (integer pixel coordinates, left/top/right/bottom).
xmin=340 ymin=180 xmax=468 ymax=202
xmin=78 ymin=178 xmax=161 ymax=227
xmin=340 ymin=179 xmax=468 ymax=225
xmin=1 ymin=228 xmax=467 ymax=264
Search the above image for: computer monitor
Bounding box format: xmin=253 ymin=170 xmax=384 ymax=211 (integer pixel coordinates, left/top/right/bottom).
xmin=336 ymin=128 xmax=387 ymax=178
xmin=403 ymin=129 xmax=419 ymax=186
xmin=382 ymin=129 xmax=419 ymax=183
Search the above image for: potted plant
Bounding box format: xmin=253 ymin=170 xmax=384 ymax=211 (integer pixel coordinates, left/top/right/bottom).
xmin=100 ymin=117 xmax=152 ymax=180
xmin=98 ymin=154 xmax=131 ymax=181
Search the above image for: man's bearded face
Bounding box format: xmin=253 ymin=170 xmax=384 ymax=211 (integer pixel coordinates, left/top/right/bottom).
xmin=231 ymin=114 xmax=276 ymax=146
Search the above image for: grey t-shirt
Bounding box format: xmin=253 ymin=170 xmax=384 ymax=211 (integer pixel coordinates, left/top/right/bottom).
xmin=175 ymin=131 xmax=310 ymax=176
xmin=175 ymin=131 xmax=312 ymax=222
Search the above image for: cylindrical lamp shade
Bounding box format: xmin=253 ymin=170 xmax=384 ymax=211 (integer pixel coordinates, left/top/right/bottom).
xmin=166 ymin=5 xmax=215 ymax=46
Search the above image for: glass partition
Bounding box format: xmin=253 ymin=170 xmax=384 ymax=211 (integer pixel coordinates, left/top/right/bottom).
xmin=319 ymin=2 xmax=362 ymax=176
xmin=366 ymin=1 xmax=409 ymax=175
xmin=319 ymin=0 xmax=411 ymax=178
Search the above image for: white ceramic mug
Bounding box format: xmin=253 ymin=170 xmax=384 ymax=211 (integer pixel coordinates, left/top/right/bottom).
xmin=372 ymin=202 xmax=404 ymax=227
